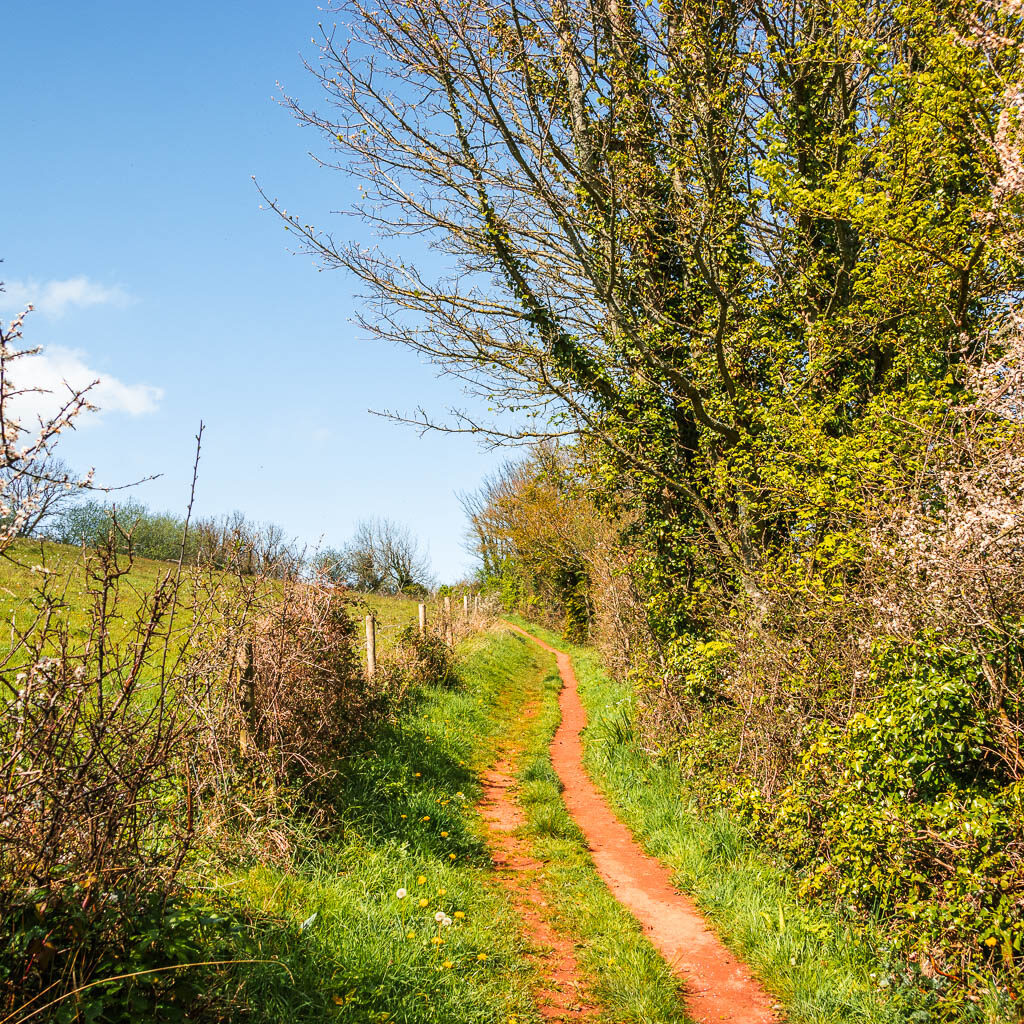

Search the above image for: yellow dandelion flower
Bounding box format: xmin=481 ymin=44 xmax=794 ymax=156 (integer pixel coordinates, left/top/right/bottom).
xmin=438 ymin=887 xmax=447 ymax=895
xmin=422 ymin=816 xmax=430 ymax=822
xmin=449 ymin=853 xmax=457 ymax=860
xmin=418 ymin=875 xmax=427 ymax=885
xmin=407 ymin=931 xmax=416 ymax=939
xmin=432 ymin=936 xmax=443 ymax=945
xmin=414 ymin=772 xmax=422 ymax=777
xmin=440 ymin=831 xmax=449 ymax=837
xmin=476 ymin=952 xmax=487 ymax=961
xmin=443 ymin=960 xmax=453 ymax=969
xmin=419 ymin=898 xmax=429 ymax=908
xmin=986 ymin=936 xmax=999 ymax=947
xmin=454 ymin=911 xmax=465 ymax=919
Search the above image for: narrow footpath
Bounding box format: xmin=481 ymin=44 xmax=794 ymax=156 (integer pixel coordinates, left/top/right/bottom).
xmin=505 ymin=622 xmax=779 ymax=1024
xmin=479 ymin=712 xmax=601 ymax=1022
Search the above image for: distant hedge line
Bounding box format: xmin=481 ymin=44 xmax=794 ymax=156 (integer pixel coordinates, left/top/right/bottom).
xmin=42 ymin=499 xmax=297 ymax=574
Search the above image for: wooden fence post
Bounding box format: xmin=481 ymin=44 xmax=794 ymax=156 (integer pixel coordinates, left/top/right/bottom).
xmin=365 ymin=614 xmax=376 ymax=679
xmin=443 ymin=595 xmax=453 ymax=646
xmin=418 ymin=602 xmax=426 ymax=636
xmin=236 ymin=639 xmax=256 ymax=756
xmin=463 ymin=593 xmax=469 ymax=619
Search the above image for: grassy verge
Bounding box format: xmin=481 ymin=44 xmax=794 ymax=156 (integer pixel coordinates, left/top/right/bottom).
xmin=215 ymin=625 xmax=697 ymax=1023
xmin=202 ymin=629 xmax=542 ymax=1023
xmin=506 ymin=616 xmax=934 ymax=1024
xmin=496 ymin=629 xmax=692 ymax=1024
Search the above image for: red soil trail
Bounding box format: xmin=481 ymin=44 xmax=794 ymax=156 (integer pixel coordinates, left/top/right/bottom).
xmin=505 ymin=622 xmax=779 ymax=1024
xmin=480 ymin=717 xmax=601 ymax=1022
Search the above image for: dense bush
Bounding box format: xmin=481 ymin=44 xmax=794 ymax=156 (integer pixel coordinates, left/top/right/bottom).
xmin=0 ymin=543 xmax=403 ymax=1020
xmin=732 ymin=639 xmax=1024 ymax=998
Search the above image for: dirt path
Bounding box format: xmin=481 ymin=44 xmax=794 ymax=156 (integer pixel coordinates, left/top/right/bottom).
xmin=479 ymin=704 xmax=601 ymax=1022
xmin=506 ymin=623 xmax=779 ymax=1024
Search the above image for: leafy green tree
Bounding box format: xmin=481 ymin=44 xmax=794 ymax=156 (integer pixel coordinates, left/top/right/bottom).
xmin=277 ymin=0 xmax=1024 ymax=998
xmin=275 ymin=0 xmax=1023 ymax=616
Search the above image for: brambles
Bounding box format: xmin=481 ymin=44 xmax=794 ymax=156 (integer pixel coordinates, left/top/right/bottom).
xmin=0 ymin=532 xmax=209 ymax=1015
xmin=0 ymin=537 xmax=464 ymax=1019
xmin=376 ymin=624 xmax=454 ymax=698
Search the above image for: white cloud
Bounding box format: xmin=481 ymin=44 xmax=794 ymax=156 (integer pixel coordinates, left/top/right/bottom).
xmin=2 ymin=276 xmax=133 ymax=318
xmin=10 ymin=346 xmax=162 ymax=425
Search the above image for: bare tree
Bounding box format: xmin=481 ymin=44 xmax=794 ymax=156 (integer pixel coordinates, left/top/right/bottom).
xmin=330 ymin=517 xmax=434 ymax=594
xmin=0 ymin=303 xmax=94 ymax=553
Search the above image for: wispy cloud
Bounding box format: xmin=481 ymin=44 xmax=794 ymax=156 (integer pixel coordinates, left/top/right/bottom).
xmin=11 ymin=346 xmax=163 ymax=424
xmin=2 ymin=276 xmax=133 ymax=318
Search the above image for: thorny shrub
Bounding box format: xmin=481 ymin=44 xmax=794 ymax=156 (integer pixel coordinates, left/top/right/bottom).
xmin=0 ymin=530 xmax=222 ymax=1018
xmin=0 ymin=307 xmax=94 ymax=551
xmin=371 ymin=596 xmax=499 ymax=701
xmin=0 ymin=531 xmax=488 ymax=1020
xmin=0 ymin=533 xmax=408 ymax=1018
xmin=376 ymin=623 xmax=454 ymax=698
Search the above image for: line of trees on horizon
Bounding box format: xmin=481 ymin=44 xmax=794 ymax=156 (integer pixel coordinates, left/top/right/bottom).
xmin=2 ymin=460 xmax=439 ymax=591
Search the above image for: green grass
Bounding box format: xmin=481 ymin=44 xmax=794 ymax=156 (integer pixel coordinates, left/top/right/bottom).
xmin=0 ymin=538 xmax=179 ymax=650
xmin=0 ymin=538 xmax=426 ymax=668
xmin=200 ymin=629 xmax=540 ymax=1023
xmin=505 ymin=617 xmax=932 ymax=1024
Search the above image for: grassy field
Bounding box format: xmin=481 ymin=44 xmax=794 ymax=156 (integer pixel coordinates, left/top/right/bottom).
xmin=0 ymin=538 xmax=427 ymax=668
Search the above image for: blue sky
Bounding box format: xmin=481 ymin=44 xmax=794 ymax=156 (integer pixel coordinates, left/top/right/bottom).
xmin=2 ymin=1 xmax=503 ymax=580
